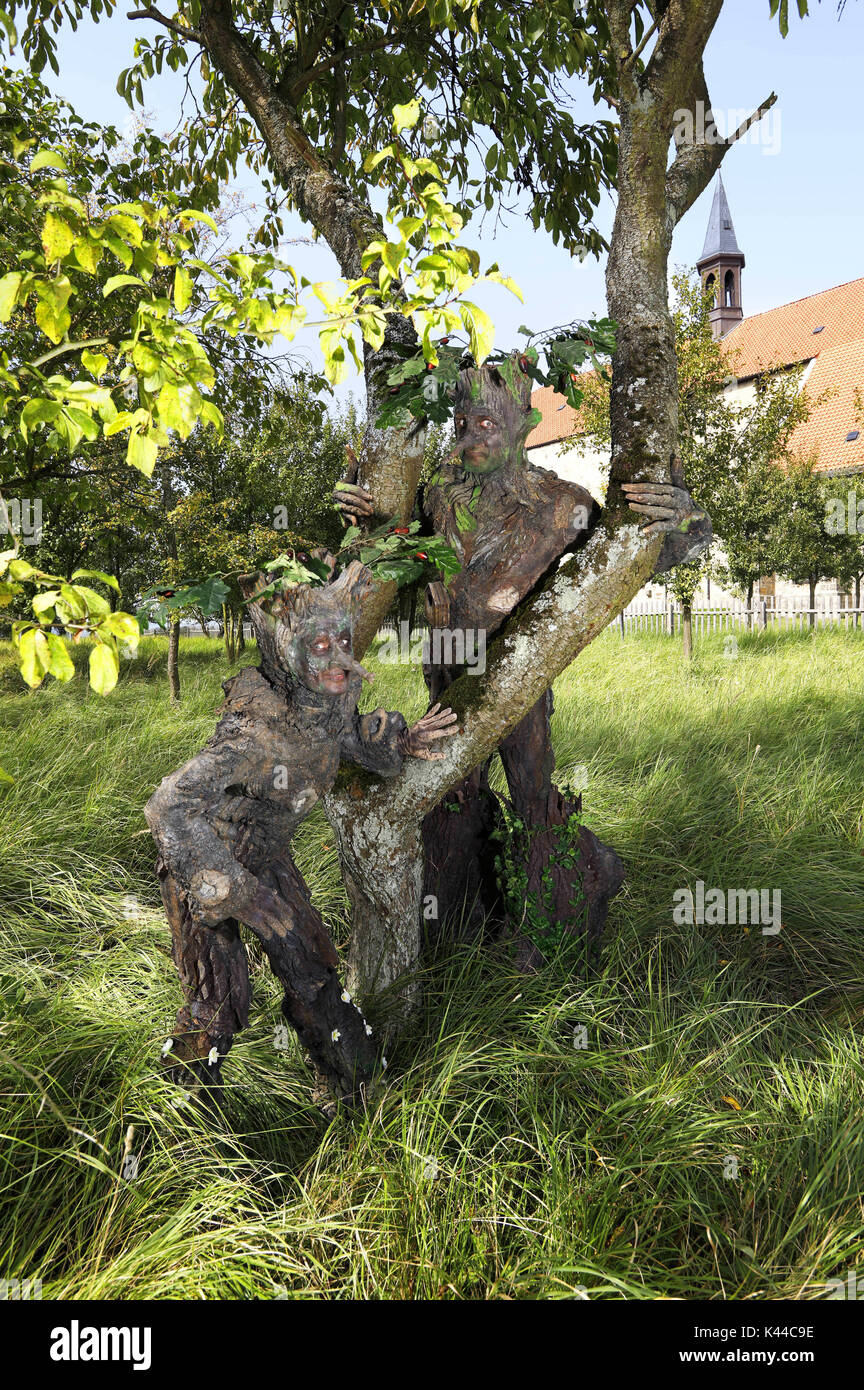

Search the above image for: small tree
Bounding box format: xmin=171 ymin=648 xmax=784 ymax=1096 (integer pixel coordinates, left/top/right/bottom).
xmin=565 ymin=269 xmax=814 ymax=641
xmin=664 ymin=559 xmax=704 ymax=659
xmin=775 ymin=457 xmax=863 ymax=626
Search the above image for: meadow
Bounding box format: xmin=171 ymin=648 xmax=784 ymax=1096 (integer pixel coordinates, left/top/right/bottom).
xmin=1 ymin=625 xmax=863 ymax=1300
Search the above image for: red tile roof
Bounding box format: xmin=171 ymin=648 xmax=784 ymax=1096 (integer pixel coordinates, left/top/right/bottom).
xmin=526 ymin=276 xmax=864 ymax=475
xmin=525 ymin=384 xmax=581 ymax=449
xmin=723 ymin=276 xmax=864 ymax=380
xmin=787 ymin=340 xmax=864 ymax=474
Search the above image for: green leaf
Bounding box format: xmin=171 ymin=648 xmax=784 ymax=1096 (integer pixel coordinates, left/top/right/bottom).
xmin=157 ymin=380 xmax=199 ymax=439
xmin=88 ymin=641 xmax=118 ymax=695
xmin=46 ymin=632 xmax=74 ymax=681
xmin=381 ymin=241 xmax=405 ymax=276
xmin=103 ymin=233 xmax=133 ymax=269
xmin=32 ymin=588 xmax=60 ymax=615
xmin=397 ymin=216 xmax=424 ymax=241
xmin=31 ymin=148 xmax=68 ymax=172
xmin=0 ymin=272 xmax=22 ymax=322
xmin=162 ymin=575 xmax=230 ymax=616
xmin=177 ymin=208 xmax=218 ymax=233
xmin=70 ymin=568 xmax=120 ymax=592
xmin=173 ymin=264 xmax=193 ymax=313
xmin=102 ymin=611 xmax=139 ymax=643
xmin=81 ymin=349 xmax=109 ymax=380
xmin=73 ymin=237 xmax=103 ymax=274
xmin=20 ymin=398 xmax=61 ymax=437
xmin=57 ymin=583 xmax=86 ymax=620
xmin=460 ymin=300 xmax=495 ymax=364
xmin=103 ymin=273 xmax=145 ymax=297
xmin=127 ymin=430 xmax=158 ymax=476
xmin=69 ymin=584 xmax=110 ymax=618
xmin=0 ymin=8 xmax=18 ymax=49
xmin=392 ymin=100 xmax=421 ymax=134
xmin=8 ymin=558 xmax=37 ymax=581
xmin=34 ymin=277 xmax=73 ymax=344
xmin=42 ymin=211 xmax=75 ymax=262
xmin=17 ymin=627 xmax=49 ymax=687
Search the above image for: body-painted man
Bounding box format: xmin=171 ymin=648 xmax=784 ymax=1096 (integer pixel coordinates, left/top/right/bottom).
xmin=335 ymin=357 xmax=711 ymax=961
xmin=145 ymin=560 xmax=455 ymax=1104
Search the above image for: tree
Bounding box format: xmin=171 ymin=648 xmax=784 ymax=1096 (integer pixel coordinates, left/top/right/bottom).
xmin=570 ymin=269 xmax=816 ymax=644
xmin=775 ymin=457 xmax=862 ymax=625
xmin=6 ymin=0 xmax=619 ymax=638
xmin=6 ymin=2 xmax=831 ymax=1014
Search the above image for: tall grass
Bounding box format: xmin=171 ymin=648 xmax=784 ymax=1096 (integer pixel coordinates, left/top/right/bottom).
xmin=1 ymin=626 xmax=863 ymax=1299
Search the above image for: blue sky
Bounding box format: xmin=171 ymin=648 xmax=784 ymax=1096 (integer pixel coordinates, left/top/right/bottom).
xmin=35 ymin=0 xmax=864 ymax=392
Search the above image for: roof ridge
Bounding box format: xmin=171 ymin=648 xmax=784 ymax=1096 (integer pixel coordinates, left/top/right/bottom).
xmin=726 ymin=275 xmax=864 ymax=333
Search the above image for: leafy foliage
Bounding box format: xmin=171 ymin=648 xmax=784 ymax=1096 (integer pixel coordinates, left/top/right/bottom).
xmin=1 ymin=2 xmax=617 ymax=257
xmin=377 ymin=317 xmax=617 ymax=429
xmin=774 ymin=457 xmax=863 ymax=597
xmin=342 ymin=518 xmax=461 ymax=586
xmin=0 ymin=546 xmax=136 ymax=698
xmin=0 ymin=72 xmax=520 ymax=483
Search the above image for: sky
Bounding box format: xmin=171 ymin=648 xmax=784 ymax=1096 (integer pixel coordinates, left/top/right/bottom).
xmin=27 ymin=0 xmax=864 ymax=398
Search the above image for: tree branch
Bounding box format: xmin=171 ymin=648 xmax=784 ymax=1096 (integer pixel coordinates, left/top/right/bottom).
xmin=127 ymin=6 xmax=203 ymax=43
xmin=349 ymin=517 xmax=664 ymax=824
xmin=665 ymin=83 xmax=778 ymax=227
xmin=727 ymin=93 xmax=778 ymax=146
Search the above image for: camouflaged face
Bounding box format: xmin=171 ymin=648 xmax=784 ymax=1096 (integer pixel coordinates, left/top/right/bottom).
xmin=240 ymin=560 xmax=374 ymax=689
xmin=451 ymin=354 xmax=536 ymax=473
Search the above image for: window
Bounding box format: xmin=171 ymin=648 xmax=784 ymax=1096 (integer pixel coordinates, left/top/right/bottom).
xmin=724 ymin=269 xmax=736 ymax=308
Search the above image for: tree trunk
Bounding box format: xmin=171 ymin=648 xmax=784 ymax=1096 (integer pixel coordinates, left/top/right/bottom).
xmin=856 ymin=573 xmax=861 ymax=628
xmin=326 ymin=782 xmax=424 ymax=1017
xmin=326 ymin=510 xmax=662 ymax=1001
xmin=682 ymin=603 xmax=693 ymax=659
xmin=223 ymin=604 xmax=236 ymax=664
xmin=159 ymin=458 xmax=181 ymax=701
xmin=195 ymin=0 xmax=424 ymax=652
xmin=167 ymin=615 xmax=180 ymax=703
xmin=195 ymin=0 xmax=739 ymax=1012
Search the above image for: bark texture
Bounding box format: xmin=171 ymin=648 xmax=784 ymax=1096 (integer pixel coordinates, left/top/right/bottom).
xmin=194 ymin=0 xmax=425 ymax=649
xmin=146 ymin=567 xmax=413 ymax=1105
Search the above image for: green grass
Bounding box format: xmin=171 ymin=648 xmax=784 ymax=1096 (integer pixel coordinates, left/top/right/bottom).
xmin=1 ymin=626 xmax=864 ymax=1299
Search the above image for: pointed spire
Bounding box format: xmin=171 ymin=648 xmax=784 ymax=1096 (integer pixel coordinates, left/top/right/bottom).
xmin=699 ymin=175 xmax=743 ymax=262
xmin=696 ymin=174 xmax=745 ymax=338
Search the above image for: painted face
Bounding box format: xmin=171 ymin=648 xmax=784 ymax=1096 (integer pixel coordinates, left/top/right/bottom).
xmin=285 ymin=620 xmax=362 ymax=695
xmin=453 ymin=408 xmax=508 ymax=473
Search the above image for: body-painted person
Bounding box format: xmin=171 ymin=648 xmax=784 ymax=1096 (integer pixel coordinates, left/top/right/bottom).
xmin=335 ymin=357 xmax=712 ymax=961
xmin=145 ymin=560 xmax=456 ymax=1104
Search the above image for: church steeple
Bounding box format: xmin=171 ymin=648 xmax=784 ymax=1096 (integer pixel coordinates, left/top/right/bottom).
xmin=696 ymin=175 xmax=745 ymax=338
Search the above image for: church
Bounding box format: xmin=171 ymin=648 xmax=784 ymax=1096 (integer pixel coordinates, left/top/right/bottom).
xmin=526 ymin=176 xmax=864 ymax=609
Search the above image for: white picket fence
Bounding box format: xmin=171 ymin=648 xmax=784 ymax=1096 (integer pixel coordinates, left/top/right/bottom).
xmin=618 ymin=598 xmax=864 ymax=636
xmin=178 ymin=621 xmax=254 ymax=638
